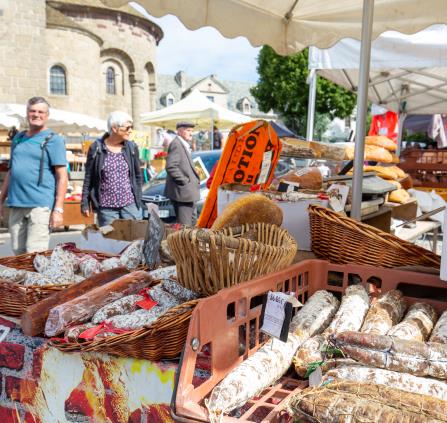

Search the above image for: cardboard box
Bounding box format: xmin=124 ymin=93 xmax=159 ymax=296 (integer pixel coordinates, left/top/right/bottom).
xmin=79 ymin=219 xmax=148 ymax=254
xmin=217 ymin=186 xmax=328 ymax=251
xmin=385 ymin=198 xmax=418 ymax=221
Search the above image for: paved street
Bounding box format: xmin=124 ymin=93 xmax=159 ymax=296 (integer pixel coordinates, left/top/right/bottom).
xmin=0 ymin=227 xmax=83 ymax=256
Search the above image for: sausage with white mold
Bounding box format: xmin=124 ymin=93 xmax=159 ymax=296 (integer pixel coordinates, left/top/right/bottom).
xmin=205 ymin=290 xmax=340 ymax=423
xmin=388 ymin=302 xmax=437 ymax=341
xmin=293 ymin=284 xmax=370 ymax=377
xmin=360 ymin=289 xmax=406 ymax=335
xmin=430 ymin=310 xmax=447 ymax=344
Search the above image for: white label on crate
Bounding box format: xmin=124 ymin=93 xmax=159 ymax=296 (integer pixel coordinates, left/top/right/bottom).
xmin=257 ymin=150 xmax=273 ymax=184
xmin=260 ymin=291 xmax=288 ymax=339
xmin=309 ymin=366 xmax=323 ymax=387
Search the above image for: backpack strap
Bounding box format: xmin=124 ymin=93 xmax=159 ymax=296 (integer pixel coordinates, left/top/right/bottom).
xmin=38 ymin=132 xmax=55 ymax=186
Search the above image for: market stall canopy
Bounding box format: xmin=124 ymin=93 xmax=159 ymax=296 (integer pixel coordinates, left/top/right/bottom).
xmin=308 ymin=25 xmax=447 ymax=114
xmin=100 ymin=0 xmax=447 ymax=56
xmin=0 ymin=113 xmax=19 ymax=130
xmin=0 ymin=104 xmax=106 ymax=133
xmin=140 ymin=89 xmax=251 ymax=130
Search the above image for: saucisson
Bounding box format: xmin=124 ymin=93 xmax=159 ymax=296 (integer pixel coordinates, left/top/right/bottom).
xmin=205 ymin=290 xmax=339 ymax=422
xmin=45 ymin=271 xmax=152 ymax=336
xmin=286 ymin=381 xmax=447 ymax=422
xmin=387 ymin=302 xmax=437 ymax=341
xmin=333 ymin=330 xmax=447 ymax=380
xmin=431 ymin=310 xmax=447 ymax=344
xmin=360 ymin=289 xmax=406 ymax=335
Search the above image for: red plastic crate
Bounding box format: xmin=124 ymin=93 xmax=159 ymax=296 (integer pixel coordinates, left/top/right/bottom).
xmin=172 ymin=259 xmax=447 ymax=422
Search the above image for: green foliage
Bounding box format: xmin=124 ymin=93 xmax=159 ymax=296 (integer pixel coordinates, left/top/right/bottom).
xmin=403 ymin=131 xmax=430 ymax=143
xmin=251 ymin=46 xmax=357 ymax=138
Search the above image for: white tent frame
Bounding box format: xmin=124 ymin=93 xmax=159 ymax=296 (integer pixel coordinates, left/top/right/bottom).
xmin=101 ymin=0 xmax=447 ymax=220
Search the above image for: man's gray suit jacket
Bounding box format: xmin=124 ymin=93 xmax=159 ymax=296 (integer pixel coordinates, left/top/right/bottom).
xmin=164 ymin=137 xmax=200 ymax=202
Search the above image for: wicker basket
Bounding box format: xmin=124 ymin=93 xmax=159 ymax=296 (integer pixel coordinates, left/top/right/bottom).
xmin=167 ymin=223 xmax=297 ymax=296
xmin=50 ymin=299 xmax=199 ymax=361
xmin=309 ymin=204 xmax=441 ymax=268
xmin=0 ymin=250 xmax=114 ymax=317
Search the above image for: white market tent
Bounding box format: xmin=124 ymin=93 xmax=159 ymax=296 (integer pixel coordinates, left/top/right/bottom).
xmin=101 ymin=0 xmax=447 ymax=56
xmin=0 ymin=113 xmax=20 ymax=130
xmin=140 ymin=89 xmax=251 ymax=130
xmin=101 ymin=0 xmax=447 ymax=220
xmin=0 ymin=104 xmax=106 ymax=133
xmin=308 ymin=24 xmax=447 ymax=116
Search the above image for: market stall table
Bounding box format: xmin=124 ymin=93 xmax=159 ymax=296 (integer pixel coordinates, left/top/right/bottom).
xmin=0 ymin=313 xmax=177 ymax=422
xmin=394 ymin=220 xmax=441 ymax=253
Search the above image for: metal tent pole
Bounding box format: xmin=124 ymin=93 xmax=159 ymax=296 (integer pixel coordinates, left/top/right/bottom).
xmin=396 ymin=112 xmax=407 ymax=156
xmin=306 ymin=68 xmax=317 ymax=140
xmin=351 ymin=0 xmax=375 ymax=221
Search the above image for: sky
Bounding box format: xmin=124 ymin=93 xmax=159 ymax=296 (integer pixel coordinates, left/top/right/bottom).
xmin=131 ymin=3 xmax=260 ymax=83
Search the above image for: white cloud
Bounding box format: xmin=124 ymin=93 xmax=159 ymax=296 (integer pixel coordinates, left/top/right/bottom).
xmin=131 ymin=4 xmax=260 ymax=82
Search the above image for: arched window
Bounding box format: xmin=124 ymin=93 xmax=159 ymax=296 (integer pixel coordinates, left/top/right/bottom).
xmin=106 ymin=67 xmax=116 ymax=95
xmin=49 ymin=65 xmax=67 ymax=95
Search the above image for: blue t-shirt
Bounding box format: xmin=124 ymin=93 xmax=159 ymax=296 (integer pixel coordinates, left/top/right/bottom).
xmin=7 ymin=129 xmax=67 ymax=209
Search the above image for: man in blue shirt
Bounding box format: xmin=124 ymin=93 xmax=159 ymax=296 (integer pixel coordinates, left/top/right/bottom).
xmin=0 ymin=97 xmax=68 ymax=254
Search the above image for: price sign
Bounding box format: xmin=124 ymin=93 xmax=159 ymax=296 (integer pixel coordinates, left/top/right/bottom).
xmin=260 ymin=291 xmax=302 ymax=343
xmin=257 ymin=150 xmax=273 ymax=184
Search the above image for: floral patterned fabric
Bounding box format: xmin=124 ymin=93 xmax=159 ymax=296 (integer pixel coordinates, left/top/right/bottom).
xmin=99 ymin=152 xmax=134 ymax=208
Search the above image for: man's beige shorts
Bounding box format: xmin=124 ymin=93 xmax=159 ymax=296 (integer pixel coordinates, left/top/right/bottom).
xmin=9 ymin=207 xmax=51 ymax=255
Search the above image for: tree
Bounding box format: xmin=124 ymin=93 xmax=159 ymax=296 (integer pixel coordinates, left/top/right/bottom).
xmin=250 ymin=46 xmax=357 ymax=138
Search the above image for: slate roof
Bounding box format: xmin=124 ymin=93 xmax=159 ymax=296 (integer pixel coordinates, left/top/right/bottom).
xmin=156 ymin=73 xmax=263 ymax=115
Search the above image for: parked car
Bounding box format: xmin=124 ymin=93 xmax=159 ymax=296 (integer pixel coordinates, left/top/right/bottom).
xmin=142 ymin=150 xmax=221 ymax=220
xmin=142 ymin=150 xmax=298 ymax=220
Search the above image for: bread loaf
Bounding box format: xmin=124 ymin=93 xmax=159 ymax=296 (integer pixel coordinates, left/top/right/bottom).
xmin=365 ymin=135 xmax=397 ymax=152
xmin=211 ymin=194 xmax=283 ymax=230
xmin=388 ymin=189 xmax=410 ymax=203
xmin=344 ymin=144 xmax=393 ymax=163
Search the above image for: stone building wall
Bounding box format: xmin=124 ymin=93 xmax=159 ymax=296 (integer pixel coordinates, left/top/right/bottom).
xmin=45 ymin=27 xmax=102 ymax=116
xmin=0 ymin=0 xmax=161 ymax=130
xmin=0 ymin=0 xmax=48 ymax=104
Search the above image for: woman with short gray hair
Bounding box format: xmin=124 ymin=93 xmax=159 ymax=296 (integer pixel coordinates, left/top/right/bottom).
xmin=81 ymin=111 xmax=143 ymax=226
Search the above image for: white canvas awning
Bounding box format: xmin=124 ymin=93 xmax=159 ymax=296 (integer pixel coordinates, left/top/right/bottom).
xmin=0 ymin=104 xmax=106 ymax=133
xmin=102 ymin=0 xmax=447 ymax=220
xmin=309 ymin=25 xmax=447 ymax=114
xmin=0 ymin=113 xmax=20 ymax=130
xmin=140 ymin=89 xmax=251 ymax=130
xmin=100 ymin=0 xmax=447 ymax=56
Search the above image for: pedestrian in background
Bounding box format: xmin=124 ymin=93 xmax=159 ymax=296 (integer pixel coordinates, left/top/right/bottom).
xmin=0 ymin=97 xmax=68 ymax=254
xmin=81 ymin=111 xmax=143 ymax=227
xmin=165 ymin=121 xmax=200 ymax=225
xmin=211 ymin=125 xmax=223 ymax=149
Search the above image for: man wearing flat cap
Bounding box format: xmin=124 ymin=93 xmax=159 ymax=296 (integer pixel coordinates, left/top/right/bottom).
xmin=164 ymin=121 xmax=200 ymax=225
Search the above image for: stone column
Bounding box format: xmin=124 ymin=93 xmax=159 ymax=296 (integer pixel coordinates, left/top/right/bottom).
xmin=130 ymin=73 xmax=144 ymax=130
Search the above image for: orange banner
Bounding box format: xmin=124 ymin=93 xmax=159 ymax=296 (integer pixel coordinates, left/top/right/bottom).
xmin=197 ymin=120 xmax=281 ymax=228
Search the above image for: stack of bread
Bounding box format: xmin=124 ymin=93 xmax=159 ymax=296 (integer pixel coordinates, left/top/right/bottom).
xmin=349 ymin=164 xmax=411 ymax=203
xmin=344 ymin=136 xmax=399 ymax=163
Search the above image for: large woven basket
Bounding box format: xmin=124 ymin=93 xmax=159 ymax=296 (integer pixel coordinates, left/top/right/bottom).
xmin=50 ymin=299 xmax=199 ymax=361
xmin=167 ymin=223 xmax=297 ymax=296
xmin=309 ymin=204 xmax=441 ymax=268
xmin=0 ymin=250 xmax=114 ymax=317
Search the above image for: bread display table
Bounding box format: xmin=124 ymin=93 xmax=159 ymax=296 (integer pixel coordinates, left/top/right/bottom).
xmin=394 ymin=220 xmax=441 ymax=253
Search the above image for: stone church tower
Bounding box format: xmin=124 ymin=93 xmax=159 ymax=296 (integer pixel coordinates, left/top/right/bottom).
xmin=0 ymin=0 xmax=162 ymax=129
